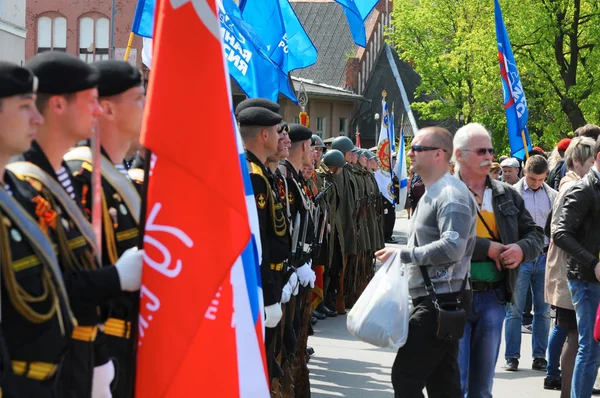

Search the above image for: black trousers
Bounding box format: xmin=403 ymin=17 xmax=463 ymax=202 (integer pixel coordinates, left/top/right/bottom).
xmin=392 ymin=297 xmax=462 ymax=398
xmin=57 ymin=339 xmax=94 ymax=398
xmin=383 ymin=197 xmax=396 ymax=240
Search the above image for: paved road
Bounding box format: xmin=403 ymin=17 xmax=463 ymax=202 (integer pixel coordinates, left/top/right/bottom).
xmin=308 ymin=211 xmax=561 ymax=397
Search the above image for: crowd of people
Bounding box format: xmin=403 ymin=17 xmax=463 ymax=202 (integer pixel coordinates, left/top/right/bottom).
xmin=377 ymin=123 xmax=600 ymax=398
xmin=238 ymin=97 xmax=398 ymax=397
xmin=0 ymin=51 xmax=398 ymax=397
xmin=3 ymin=49 xmax=600 ymax=398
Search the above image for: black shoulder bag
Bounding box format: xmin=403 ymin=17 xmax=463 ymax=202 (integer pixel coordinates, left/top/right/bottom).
xmin=419 ymin=266 xmax=468 ymax=341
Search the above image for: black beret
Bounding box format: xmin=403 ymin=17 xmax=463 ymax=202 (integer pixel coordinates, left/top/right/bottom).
xmin=238 ymin=106 xmax=282 ymax=126
xmin=235 ymin=98 xmax=280 ymax=116
xmin=93 ymin=60 xmax=142 ymax=97
xmin=0 ymin=62 xmax=37 ymax=99
xmin=288 ymin=123 xmax=313 ymax=143
xmin=25 ymin=51 xmax=99 ymax=95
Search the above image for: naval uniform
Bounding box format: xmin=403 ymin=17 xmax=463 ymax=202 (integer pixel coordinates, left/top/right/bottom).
xmin=10 ymin=142 xmax=122 ymax=398
xmin=246 ymin=150 xmax=290 ymax=384
xmin=1 ymin=171 xmax=76 ymax=398
xmin=66 ymin=145 xmax=141 ymax=398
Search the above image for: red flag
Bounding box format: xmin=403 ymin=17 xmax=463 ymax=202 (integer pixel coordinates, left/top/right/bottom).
xmin=136 ymin=0 xmax=249 ymax=396
xmin=356 ymin=131 xmax=361 ymax=148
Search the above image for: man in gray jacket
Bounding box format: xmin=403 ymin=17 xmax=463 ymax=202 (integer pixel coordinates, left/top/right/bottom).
xmin=376 ymin=127 xmax=477 ymax=398
xmin=453 ymin=123 xmax=544 ymax=398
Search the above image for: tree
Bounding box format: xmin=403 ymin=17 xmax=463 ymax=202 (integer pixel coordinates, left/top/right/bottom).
xmin=390 ymin=0 xmax=600 ymax=155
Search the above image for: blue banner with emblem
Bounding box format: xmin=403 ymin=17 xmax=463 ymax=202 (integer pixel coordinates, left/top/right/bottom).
xmin=219 ymin=0 xmax=297 ymax=102
xmin=494 ymin=0 xmax=531 ymax=160
xmin=241 ymin=0 xmax=318 ymax=74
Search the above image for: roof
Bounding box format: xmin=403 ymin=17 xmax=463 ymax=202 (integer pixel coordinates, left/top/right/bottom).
xmin=292 ymin=77 xmax=362 ymax=100
xmin=290 ymin=1 xmax=357 ymax=88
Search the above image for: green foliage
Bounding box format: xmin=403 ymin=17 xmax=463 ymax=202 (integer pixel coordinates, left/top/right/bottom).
xmin=390 ymin=0 xmax=600 ymax=156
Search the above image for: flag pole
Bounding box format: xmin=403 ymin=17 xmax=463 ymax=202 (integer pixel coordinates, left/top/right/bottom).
xmin=124 ymin=32 xmax=135 ymax=61
xmin=521 ymin=130 xmax=530 ymax=159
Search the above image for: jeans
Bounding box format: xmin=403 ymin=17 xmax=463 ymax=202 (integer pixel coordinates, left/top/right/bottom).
xmin=505 ymin=252 xmax=550 ymax=359
xmin=392 ymin=296 xmax=463 ymax=398
xmin=546 ymin=322 xmax=569 ymax=379
xmin=568 ymin=279 xmax=600 ymax=398
xmin=459 ymin=287 xmax=506 ymax=398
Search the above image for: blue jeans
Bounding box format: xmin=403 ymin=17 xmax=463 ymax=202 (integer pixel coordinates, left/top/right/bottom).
xmin=459 ymin=288 xmax=506 ymax=398
xmin=547 ymin=322 xmax=569 ymax=379
xmin=568 ymin=279 xmax=600 ymax=398
xmin=505 ymin=252 xmax=550 ymax=359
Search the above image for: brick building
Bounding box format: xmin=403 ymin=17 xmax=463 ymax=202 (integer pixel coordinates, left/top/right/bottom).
xmin=26 ymin=0 xmax=143 ymax=66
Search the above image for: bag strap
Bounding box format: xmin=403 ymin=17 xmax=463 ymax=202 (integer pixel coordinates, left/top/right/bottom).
xmin=419 ymin=265 xmax=468 ymax=307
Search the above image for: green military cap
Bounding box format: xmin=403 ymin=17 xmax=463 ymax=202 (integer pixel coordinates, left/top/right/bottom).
xmin=235 ymin=98 xmax=280 ymax=116
xmin=311 ymin=134 xmax=326 ymax=148
xmin=237 ymin=106 xmax=283 ymax=127
xmin=331 ymin=136 xmax=355 ymax=152
xmin=364 ymin=151 xmax=376 ymax=160
xmin=25 ymin=51 xmax=99 ymax=95
xmin=288 ymin=123 xmax=313 ymax=142
xmin=93 ymin=60 xmax=143 ymax=97
xmin=0 ymin=62 xmax=37 ymax=99
xmin=323 ymin=149 xmax=346 ymax=168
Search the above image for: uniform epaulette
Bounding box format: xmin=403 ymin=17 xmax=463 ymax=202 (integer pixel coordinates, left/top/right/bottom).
xmin=249 ymin=162 xmax=264 ymax=177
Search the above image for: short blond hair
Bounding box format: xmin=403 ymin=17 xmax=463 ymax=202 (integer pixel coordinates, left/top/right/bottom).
xmin=565 ymin=136 xmax=596 ymax=169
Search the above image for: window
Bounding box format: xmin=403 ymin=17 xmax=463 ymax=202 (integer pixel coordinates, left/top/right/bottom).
xmin=339 ymin=118 xmax=348 ymax=135
xmin=37 ymin=14 xmax=67 ymax=53
xmin=375 ymin=29 xmax=379 ymax=53
xmin=358 ymin=71 xmax=362 ymax=95
xmin=293 ymin=116 xmax=300 ymax=124
xmin=316 ymin=117 xmax=326 ymax=136
xmin=79 ymin=14 xmax=110 ymax=63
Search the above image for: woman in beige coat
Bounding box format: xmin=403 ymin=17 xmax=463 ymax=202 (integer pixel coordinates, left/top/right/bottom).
xmin=544 ymin=136 xmax=597 ymax=397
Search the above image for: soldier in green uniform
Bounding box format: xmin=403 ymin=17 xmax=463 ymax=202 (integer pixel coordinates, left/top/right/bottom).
xmin=64 ymin=60 xmax=145 ymax=398
xmin=317 ymin=150 xmax=346 ymax=314
xmin=237 ymin=103 xmax=290 ymax=394
xmin=0 ymin=61 xmax=77 ymax=398
xmin=329 ymin=137 xmax=358 ymax=314
xmin=9 ymin=51 xmax=144 ymax=398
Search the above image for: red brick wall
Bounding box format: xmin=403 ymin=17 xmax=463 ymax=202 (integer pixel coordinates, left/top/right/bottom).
xmin=26 ymin=0 xmax=142 ymax=65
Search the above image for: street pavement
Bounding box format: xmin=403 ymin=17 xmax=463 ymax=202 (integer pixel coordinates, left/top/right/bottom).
xmin=308 ymin=210 xmax=561 ymax=397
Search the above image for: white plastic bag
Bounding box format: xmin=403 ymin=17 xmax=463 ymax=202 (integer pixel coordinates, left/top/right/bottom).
xmin=346 ymin=251 xmax=409 ymax=348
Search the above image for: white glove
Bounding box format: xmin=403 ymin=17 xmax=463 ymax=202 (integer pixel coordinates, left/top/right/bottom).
xmin=115 ymin=248 xmax=144 ymax=292
xmin=92 ymin=360 xmax=115 ymax=398
xmin=281 ymin=282 xmax=292 ymax=304
xmin=296 ymin=262 xmax=316 ymax=288
xmin=264 ymin=303 xmax=282 ymax=328
xmin=288 ymin=272 xmax=299 ymax=296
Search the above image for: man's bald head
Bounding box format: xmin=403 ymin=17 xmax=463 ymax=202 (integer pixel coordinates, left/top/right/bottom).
xmin=416 ymin=127 xmax=453 ymax=161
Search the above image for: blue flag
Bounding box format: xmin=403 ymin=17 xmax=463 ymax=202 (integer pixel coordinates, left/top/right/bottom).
xmin=220 ymin=0 xmax=297 ymax=102
xmin=494 ymin=0 xmax=531 ymax=160
xmin=242 ymin=0 xmax=317 ymax=73
xmin=132 ymin=0 xmax=155 ymax=38
xmin=335 ymin=0 xmax=378 ymax=48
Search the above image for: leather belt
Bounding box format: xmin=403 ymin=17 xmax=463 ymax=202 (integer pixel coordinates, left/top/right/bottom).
xmin=270 ymin=262 xmax=284 ymax=271
xmin=12 ymin=361 xmax=58 ymax=380
xmin=471 ymin=280 xmax=504 ymax=292
xmin=72 ymin=325 xmax=98 ymax=342
xmin=104 ymin=317 xmax=131 ymax=339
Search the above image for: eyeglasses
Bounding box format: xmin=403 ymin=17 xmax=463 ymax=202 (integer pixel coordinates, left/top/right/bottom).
xmin=410 ymin=145 xmax=447 ymax=153
xmin=464 ymin=147 xmax=495 ymax=156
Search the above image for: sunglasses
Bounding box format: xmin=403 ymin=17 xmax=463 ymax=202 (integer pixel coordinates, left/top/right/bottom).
xmin=410 ymin=145 xmax=447 ymax=153
xmin=464 ymin=147 xmax=495 ymax=156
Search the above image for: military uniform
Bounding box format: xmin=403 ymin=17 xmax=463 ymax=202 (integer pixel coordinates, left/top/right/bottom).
xmin=65 ymin=145 xmax=141 ymax=397
xmin=64 ymin=59 xmax=145 ymax=398
xmin=15 ymin=51 xmax=142 ymax=398
xmin=236 ymin=102 xmax=290 ymax=393
xmin=0 ymin=61 xmax=76 ymax=398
